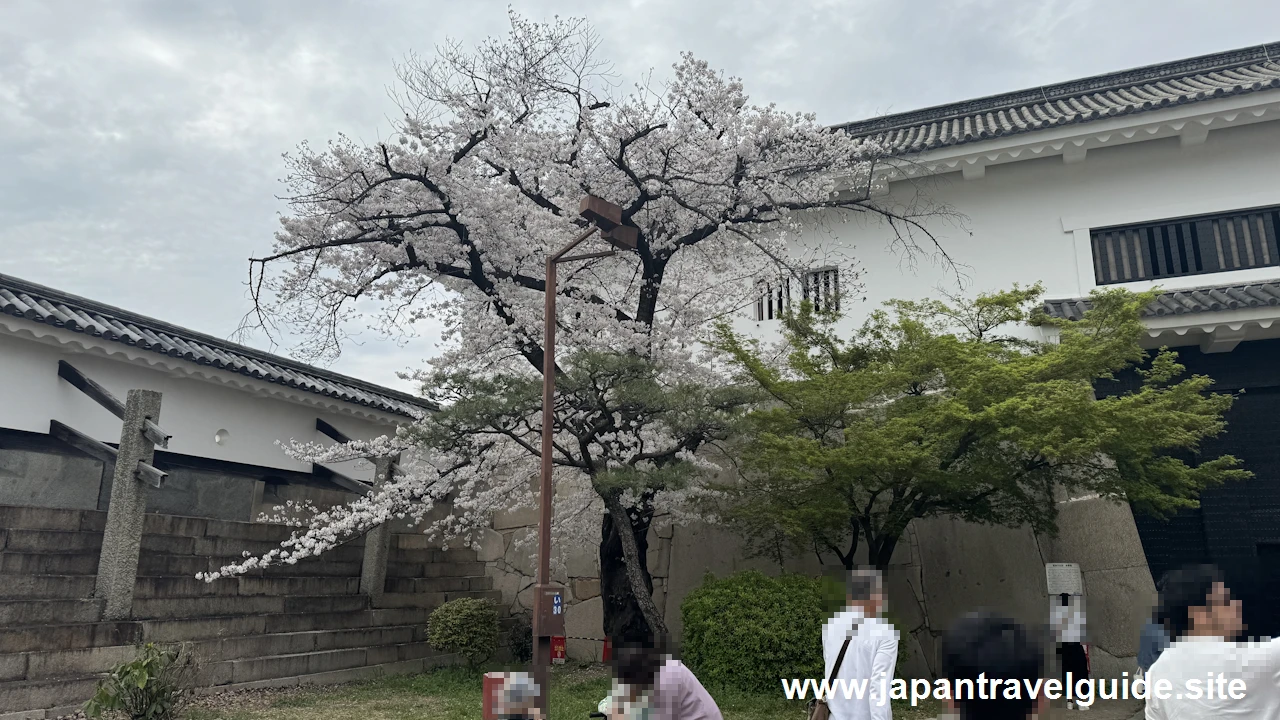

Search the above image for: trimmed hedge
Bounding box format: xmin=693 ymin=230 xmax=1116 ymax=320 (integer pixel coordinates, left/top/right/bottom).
xmin=681 ymin=571 xmax=835 ymax=692
xmin=681 ymin=571 xmax=911 ymax=692
xmin=428 ymin=597 xmax=500 ymax=666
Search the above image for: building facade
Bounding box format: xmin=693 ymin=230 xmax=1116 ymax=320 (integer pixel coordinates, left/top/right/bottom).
xmin=736 ymin=41 xmax=1280 ymax=661
xmin=0 ymin=272 xmax=432 ymax=521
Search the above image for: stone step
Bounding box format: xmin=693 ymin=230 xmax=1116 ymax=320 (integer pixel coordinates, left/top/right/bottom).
xmin=0 ymin=552 xmax=97 ymax=576
xmin=0 ymin=599 xmax=102 ymax=627
xmin=384 ymin=575 xmax=493 ymax=594
xmin=377 ymin=589 xmax=503 ymax=610
xmin=0 ymin=608 xmax=430 ymax=654
xmin=2 ymin=625 xmax=429 ymax=683
xmin=0 ymin=575 xmax=96 ymax=600
xmin=0 ymin=529 xmax=238 ymax=557
xmin=0 ymin=505 xmax=412 ymax=549
xmin=202 ymin=641 xmax=440 ymax=687
xmin=0 ymin=621 xmax=142 ymax=654
xmin=387 ymin=560 xmax=486 ymax=578
xmin=130 ymin=593 xmax=368 ymax=620
xmin=261 ymin=607 xmax=428 ymax=635
xmin=0 ymin=506 xmax=97 ymax=534
xmin=137 ymin=553 xmax=362 ymax=578
xmin=0 ymin=643 xmax=452 ymax=718
xmin=134 ymin=575 xmax=360 ymax=599
xmin=0 ymin=530 xmax=102 ymax=555
xmin=0 ymin=675 xmax=100 ymax=717
xmin=389 ymin=546 xmax=481 ymax=564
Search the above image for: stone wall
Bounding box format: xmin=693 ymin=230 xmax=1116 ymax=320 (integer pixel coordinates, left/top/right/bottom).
xmin=483 ymin=495 xmax=1154 ymax=679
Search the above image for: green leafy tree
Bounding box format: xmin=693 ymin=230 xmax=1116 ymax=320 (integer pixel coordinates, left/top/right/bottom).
xmin=713 ymin=284 xmax=1249 ymax=571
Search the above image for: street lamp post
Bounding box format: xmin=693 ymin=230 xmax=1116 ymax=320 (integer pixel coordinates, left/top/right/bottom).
xmin=531 ymin=196 xmax=638 ymax=714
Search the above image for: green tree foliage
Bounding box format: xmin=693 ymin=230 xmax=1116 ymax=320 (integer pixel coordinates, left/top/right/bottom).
xmin=713 ymin=285 xmax=1248 ymax=571
xmin=429 ymin=598 xmax=501 ymax=667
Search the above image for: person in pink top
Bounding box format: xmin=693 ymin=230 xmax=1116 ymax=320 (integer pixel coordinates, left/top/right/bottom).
xmin=602 ymin=638 xmax=723 ymax=720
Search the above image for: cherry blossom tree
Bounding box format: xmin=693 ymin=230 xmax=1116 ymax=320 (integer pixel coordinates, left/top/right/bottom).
xmin=227 ymin=10 xmax=946 ymax=641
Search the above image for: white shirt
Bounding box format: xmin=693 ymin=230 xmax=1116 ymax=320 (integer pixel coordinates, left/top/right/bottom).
xmin=821 ymin=607 xmax=898 ymax=720
xmin=1050 ymin=605 xmax=1086 ymax=643
xmin=1145 ymin=635 xmax=1280 ymax=719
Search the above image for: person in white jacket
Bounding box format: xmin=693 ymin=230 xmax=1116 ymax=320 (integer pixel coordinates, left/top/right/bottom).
xmin=1145 ymin=564 xmax=1280 ymax=720
xmin=821 ymin=568 xmax=899 ymax=720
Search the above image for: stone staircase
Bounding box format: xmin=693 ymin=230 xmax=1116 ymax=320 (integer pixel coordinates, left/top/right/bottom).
xmin=0 ymin=505 xmax=500 ymax=719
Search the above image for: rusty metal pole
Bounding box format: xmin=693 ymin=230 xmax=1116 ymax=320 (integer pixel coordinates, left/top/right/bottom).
xmin=532 ymin=253 xmax=558 ymax=711
xmin=531 ymin=199 xmax=637 ymax=715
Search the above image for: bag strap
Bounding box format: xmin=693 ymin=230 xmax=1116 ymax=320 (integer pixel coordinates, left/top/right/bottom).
xmin=826 ymin=618 xmax=861 ymax=684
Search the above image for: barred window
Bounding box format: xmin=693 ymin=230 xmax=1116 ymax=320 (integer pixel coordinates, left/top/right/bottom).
xmin=1092 ymin=206 xmax=1280 ymax=285
xmin=755 ymin=278 xmax=791 ymax=321
xmin=802 ymin=267 xmax=840 ymax=313
xmin=754 ymin=268 xmax=840 ymax=320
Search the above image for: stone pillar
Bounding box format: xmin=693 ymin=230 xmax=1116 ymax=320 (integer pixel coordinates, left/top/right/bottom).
xmin=95 ymin=389 xmax=162 ymax=620
xmin=360 ymin=456 xmax=395 ymax=605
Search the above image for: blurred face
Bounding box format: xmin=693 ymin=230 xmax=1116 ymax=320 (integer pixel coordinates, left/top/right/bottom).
xmin=849 ymin=591 xmax=886 ymax=617
xmin=1189 ymin=582 xmax=1243 ymax=638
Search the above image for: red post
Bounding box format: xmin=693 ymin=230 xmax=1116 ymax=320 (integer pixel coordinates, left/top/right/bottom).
xmin=482 ymin=672 xmax=505 ymax=720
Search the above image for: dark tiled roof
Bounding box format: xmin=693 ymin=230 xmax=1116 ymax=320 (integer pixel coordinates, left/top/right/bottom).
xmin=836 ymin=42 xmax=1280 ymax=154
xmin=0 ymin=273 xmax=433 ymax=418
xmin=1043 ymin=281 xmax=1280 ymax=321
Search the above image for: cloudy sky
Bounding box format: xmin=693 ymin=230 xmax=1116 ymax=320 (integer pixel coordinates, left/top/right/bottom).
xmin=2 ymin=0 xmax=1277 ymax=392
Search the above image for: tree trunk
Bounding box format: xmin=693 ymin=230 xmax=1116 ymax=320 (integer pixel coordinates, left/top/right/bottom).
xmin=599 ymin=495 xmax=668 ymax=643
xmin=870 ymin=533 xmax=900 ymax=573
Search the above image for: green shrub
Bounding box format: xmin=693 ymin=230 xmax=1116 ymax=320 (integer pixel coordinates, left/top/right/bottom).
xmin=682 ymin=571 xmax=829 ymax=692
xmin=681 ymin=571 xmax=914 ymax=692
xmin=428 ymin=597 xmax=500 ymax=666
xmin=84 ymin=643 xmax=196 ymax=720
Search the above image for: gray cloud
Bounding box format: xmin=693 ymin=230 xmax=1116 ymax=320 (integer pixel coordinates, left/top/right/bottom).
xmin=2 ymin=0 xmax=1277 ymax=391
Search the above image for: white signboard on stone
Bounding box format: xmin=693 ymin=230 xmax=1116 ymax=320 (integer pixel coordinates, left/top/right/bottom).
xmin=1046 ymin=562 xmax=1083 ymax=596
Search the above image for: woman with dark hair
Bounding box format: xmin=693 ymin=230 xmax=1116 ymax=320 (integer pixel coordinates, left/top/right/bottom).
xmin=1145 ymin=564 xmax=1280 ymax=719
xmin=597 ymin=637 xmax=722 ymax=720
xmin=1050 ymin=593 xmax=1089 ymax=711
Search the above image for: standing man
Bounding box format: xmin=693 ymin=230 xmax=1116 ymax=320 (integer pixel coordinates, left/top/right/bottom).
xmin=1051 ymin=593 xmax=1089 ymax=711
xmin=1145 ymin=564 xmax=1280 ymax=719
xmin=821 ymin=568 xmax=898 ymax=720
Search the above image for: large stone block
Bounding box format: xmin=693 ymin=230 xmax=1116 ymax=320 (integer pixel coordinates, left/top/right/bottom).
xmin=1041 ymin=498 xmax=1150 ymax=573
xmin=885 ymin=565 xmax=926 ymax=634
xmin=503 ymin=528 xmax=537 ymax=577
xmin=572 ymin=578 xmax=601 ymax=601
xmin=494 ymin=504 xmax=538 ymax=530
xmin=565 ymin=596 xmax=603 ymax=651
xmin=0 ymin=652 xmax=26 ymax=682
xmin=647 ymin=536 xmax=671 ymax=579
xmin=492 ymin=570 xmax=528 ymax=609
xmin=475 ymin=528 xmax=506 ymax=562
xmin=566 ymin=544 xmax=598 ymax=579
xmin=1079 ymin=566 xmax=1156 ymax=659
xmin=517 ymin=582 xmax=536 ymax=611
xmin=654 ymin=514 xmax=674 ymax=539
xmin=913 ymin=516 xmax=1048 ymax=632
xmin=0 ymin=448 xmax=103 ymax=511
xmin=25 ymin=645 xmax=137 ymax=681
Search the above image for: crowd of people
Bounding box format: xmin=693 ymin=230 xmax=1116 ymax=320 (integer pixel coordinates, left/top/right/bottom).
xmin=491 ymin=563 xmax=1280 ymax=720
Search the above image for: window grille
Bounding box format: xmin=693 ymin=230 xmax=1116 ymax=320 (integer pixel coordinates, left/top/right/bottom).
xmin=802 ymin=267 xmax=840 ymax=313
xmin=754 ymin=268 xmax=841 ymax=320
xmin=1092 ymin=206 xmax=1280 ymax=285
xmin=755 ymin=279 xmax=791 ymax=321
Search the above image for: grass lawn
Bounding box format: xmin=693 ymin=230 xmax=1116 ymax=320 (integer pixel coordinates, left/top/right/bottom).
xmin=185 ymin=664 xmax=944 ymax=720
